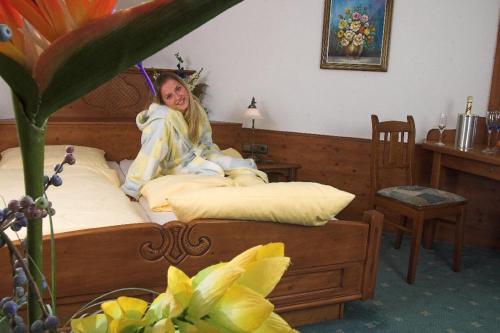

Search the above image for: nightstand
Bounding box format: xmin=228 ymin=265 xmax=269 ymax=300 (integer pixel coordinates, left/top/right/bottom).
xmin=256 ymin=162 xmax=301 ymax=182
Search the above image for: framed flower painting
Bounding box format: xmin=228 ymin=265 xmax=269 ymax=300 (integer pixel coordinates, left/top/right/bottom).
xmin=320 ymin=0 xmax=394 ymax=71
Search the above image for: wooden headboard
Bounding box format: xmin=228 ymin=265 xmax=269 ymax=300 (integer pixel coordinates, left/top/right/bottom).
xmin=0 ymin=67 xmax=243 ymax=161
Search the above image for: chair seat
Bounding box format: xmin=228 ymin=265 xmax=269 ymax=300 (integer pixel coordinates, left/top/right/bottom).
xmin=377 ymin=185 xmax=466 ymax=207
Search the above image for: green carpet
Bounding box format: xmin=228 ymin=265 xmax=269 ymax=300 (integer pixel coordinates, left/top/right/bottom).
xmin=298 ymin=234 xmax=500 ymax=333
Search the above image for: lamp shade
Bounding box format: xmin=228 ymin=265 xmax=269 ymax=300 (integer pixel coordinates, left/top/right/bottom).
xmin=244 ymin=97 xmax=263 ymax=120
xmin=244 ymin=107 xmax=263 ymax=120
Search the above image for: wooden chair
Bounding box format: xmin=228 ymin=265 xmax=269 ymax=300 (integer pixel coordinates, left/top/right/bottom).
xmin=370 ymin=115 xmax=466 ymax=284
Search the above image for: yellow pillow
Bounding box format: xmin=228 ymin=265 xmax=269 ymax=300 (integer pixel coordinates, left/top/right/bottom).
xmin=169 ymin=182 xmax=355 ymax=226
xmin=221 ymin=148 xmax=243 ymax=159
xmin=140 ymin=174 xmax=234 ymax=211
xmin=0 ymin=145 xmax=109 ymax=170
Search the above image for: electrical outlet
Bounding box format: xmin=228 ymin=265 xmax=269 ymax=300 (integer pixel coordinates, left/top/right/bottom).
xmin=242 ymin=144 xmax=268 ymax=154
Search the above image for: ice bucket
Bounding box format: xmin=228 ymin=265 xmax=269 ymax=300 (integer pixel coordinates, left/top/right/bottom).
xmin=455 ymin=113 xmax=478 ymax=151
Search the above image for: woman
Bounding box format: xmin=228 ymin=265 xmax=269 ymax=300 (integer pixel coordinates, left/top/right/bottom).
xmin=122 ymin=72 xmax=264 ymax=199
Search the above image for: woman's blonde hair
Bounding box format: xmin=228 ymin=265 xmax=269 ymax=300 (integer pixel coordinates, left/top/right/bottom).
xmin=156 ymin=72 xmax=204 ymax=143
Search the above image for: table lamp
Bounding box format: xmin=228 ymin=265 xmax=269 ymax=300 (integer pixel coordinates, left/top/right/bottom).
xmin=244 ymin=97 xmax=263 ymax=160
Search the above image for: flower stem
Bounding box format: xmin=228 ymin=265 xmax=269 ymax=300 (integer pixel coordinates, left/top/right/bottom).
xmin=12 ymin=93 xmax=47 ymax=323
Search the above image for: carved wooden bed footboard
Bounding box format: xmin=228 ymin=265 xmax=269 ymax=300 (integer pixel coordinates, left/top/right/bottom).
xmin=0 ymin=211 xmax=382 ymax=327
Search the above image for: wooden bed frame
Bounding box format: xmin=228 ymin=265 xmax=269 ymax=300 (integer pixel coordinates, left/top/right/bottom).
xmin=0 ymin=68 xmax=382 ymax=328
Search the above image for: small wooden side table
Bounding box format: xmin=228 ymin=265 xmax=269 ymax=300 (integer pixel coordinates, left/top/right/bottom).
xmin=256 ymin=162 xmax=301 ymax=182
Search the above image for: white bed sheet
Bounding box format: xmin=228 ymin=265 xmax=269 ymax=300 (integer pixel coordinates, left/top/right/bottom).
xmin=1 ymin=163 xmax=147 ymax=239
xmin=108 ymin=161 xmax=149 ymax=222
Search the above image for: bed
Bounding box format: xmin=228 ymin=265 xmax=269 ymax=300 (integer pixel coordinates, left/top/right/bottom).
xmin=0 ymin=68 xmax=382 ymax=328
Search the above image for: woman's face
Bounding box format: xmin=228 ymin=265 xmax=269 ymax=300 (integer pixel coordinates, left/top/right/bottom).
xmin=160 ymin=78 xmax=189 ymax=112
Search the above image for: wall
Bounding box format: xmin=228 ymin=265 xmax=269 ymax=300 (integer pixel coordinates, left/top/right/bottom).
xmin=1 ymin=0 xmax=499 ymax=140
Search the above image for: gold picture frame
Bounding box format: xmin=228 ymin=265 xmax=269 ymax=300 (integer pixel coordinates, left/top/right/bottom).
xmin=320 ymin=0 xmax=394 ymax=72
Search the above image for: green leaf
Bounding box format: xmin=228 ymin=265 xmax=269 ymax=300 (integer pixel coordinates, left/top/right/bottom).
xmin=35 ymin=0 xmax=243 ymax=124
xmin=0 ymin=54 xmax=39 ymax=121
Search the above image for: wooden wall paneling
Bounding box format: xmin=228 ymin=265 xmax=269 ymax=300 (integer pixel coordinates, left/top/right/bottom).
xmin=245 ymin=128 xmax=373 ymax=220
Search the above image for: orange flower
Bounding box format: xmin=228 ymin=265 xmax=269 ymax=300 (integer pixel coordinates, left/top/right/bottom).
xmin=0 ymin=0 xmax=116 ymax=68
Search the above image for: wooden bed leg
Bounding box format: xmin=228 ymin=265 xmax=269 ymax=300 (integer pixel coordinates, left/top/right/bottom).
xmin=362 ymin=210 xmax=383 ymax=300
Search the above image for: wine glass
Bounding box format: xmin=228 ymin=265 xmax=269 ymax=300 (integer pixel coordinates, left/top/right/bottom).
xmin=482 ymin=111 xmax=496 ymax=154
xmin=493 ymin=111 xmax=500 ymax=152
xmin=436 ymin=111 xmax=447 ymax=146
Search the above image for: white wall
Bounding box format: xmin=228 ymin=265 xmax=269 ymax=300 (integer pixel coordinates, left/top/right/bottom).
xmin=1 ymin=0 xmax=499 ymax=141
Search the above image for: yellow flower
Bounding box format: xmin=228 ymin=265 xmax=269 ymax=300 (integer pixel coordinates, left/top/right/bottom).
xmin=350 ymin=21 xmax=361 ymax=32
xmin=338 ymin=19 xmax=348 ymax=29
xmin=254 ymin=312 xmax=299 ymax=333
xmin=186 ymin=243 xmax=292 ymax=332
xmin=337 ymin=30 xmax=344 ymax=39
xmin=364 ymin=28 xmax=371 ymax=36
xmin=102 ymin=296 xmax=149 ymax=333
xmin=71 ymin=314 xmax=108 ymax=333
xmin=144 ymin=318 xmax=176 ymax=333
xmin=208 ymin=284 xmax=274 ymax=332
xmin=353 ymin=34 xmax=364 ymax=47
xmin=167 ymin=266 xmax=193 ymax=317
xmin=345 ymin=8 xmax=351 ymax=15
xmin=187 ymin=265 xmax=244 ymax=320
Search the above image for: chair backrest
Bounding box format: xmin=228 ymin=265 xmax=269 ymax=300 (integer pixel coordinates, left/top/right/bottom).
xmin=370 ymin=114 xmax=416 ymax=205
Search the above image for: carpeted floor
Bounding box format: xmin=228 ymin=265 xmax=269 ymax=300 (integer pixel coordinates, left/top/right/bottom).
xmin=298 ymin=234 xmax=500 ymax=333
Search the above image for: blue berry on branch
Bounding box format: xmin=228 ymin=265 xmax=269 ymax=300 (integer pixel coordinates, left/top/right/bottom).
xmin=34 ymin=197 xmax=49 ymax=210
xmin=54 ymin=163 xmax=63 ymax=173
xmin=19 ymin=196 xmax=34 ymax=209
xmin=13 ymin=259 xmax=27 ymax=269
xmin=13 ymin=315 xmax=24 ymax=326
xmin=10 ymin=223 xmax=22 ymax=232
xmin=0 ymin=24 xmax=12 ymax=41
xmin=50 ymin=174 xmax=62 ymax=187
xmin=15 ymin=286 xmax=24 ymax=298
xmin=44 ymin=315 xmax=59 ymax=331
xmin=30 ymin=320 xmax=44 ymax=333
xmin=29 ymin=208 xmax=43 ymax=219
xmin=0 ymin=297 xmax=10 ymax=309
xmin=12 ymin=323 xmax=26 ymax=333
xmin=64 ymin=153 xmax=76 ymax=165
xmin=14 ymin=272 xmax=27 ymax=287
xmin=8 ymin=200 xmax=20 ymax=212
xmin=47 ymin=208 xmax=56 ymax=217
xmin=2 ymin=300 xmax=17 ymax=317
xmin=15 ymin=212 xmax=27 ymax=227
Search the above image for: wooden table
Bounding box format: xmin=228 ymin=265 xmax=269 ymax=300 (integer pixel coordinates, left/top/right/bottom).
xmin=422 ymin=141 xmax=500 ymax=186
xmin=256 ymin=162 xmax=301 ymax=182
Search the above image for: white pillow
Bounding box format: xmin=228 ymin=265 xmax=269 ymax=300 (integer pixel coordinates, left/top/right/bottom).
xmin=0 ymin=145 xmax=109 ymax=170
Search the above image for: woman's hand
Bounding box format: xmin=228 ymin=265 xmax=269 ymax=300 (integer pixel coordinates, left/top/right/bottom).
xmin=126 ymin=195 xmax=138 ymax=202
